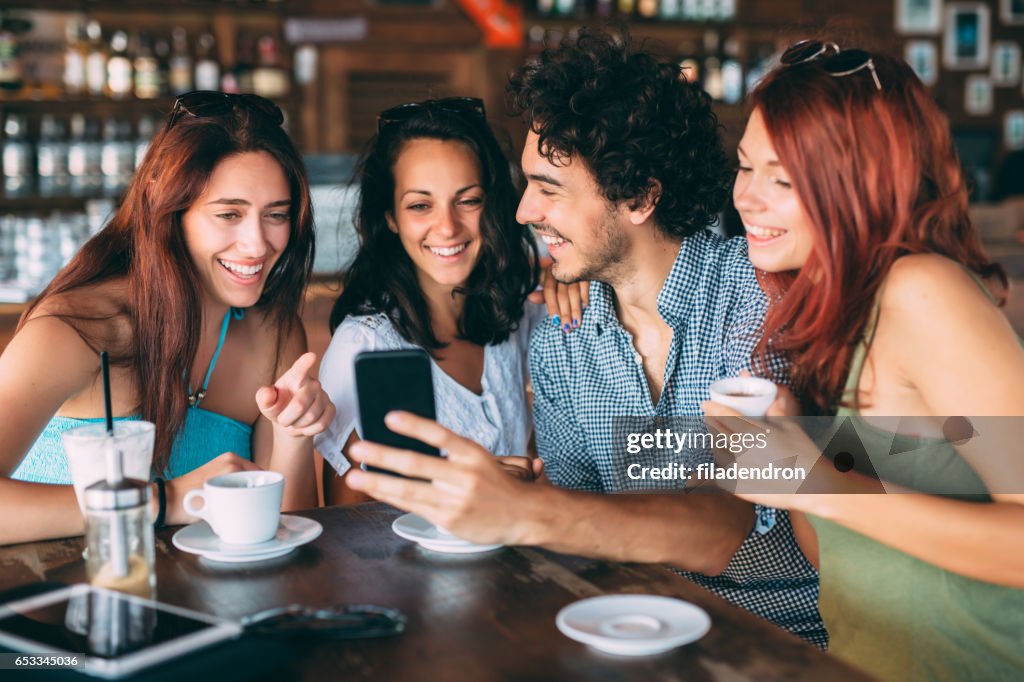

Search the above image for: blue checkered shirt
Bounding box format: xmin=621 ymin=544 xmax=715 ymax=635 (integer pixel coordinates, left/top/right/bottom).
xmin=529 ymin=230 xmax=827 ymax=648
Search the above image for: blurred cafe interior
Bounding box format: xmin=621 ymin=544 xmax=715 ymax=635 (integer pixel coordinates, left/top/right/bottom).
xmin=2 ymin=2 xmax=1024 ymax=680
xmin=2 ymin=0 xmax=1024 ymax=351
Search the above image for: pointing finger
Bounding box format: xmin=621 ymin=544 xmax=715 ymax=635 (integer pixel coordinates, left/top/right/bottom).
xmin=275 ymin=352 xmax=318 ymax=389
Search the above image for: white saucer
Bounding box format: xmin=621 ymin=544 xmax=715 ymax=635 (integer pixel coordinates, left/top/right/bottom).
xmin=392 ymin=513 xmax=502 ymax=554
xmin=172 ymin=514 xmax=322 ymax=563
xmin=556 ymin=595 xmax=711 ymax=656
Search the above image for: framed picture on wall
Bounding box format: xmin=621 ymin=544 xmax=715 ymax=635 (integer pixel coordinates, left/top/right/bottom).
xmin=944 ymin=3 xmax=991 ymax=70
xmin=1006 ymin=111 xmax=1024 ymax=150
xmin=1000 ymin=0 xmax=1024 ymax=25
xmin=905 ymin=40 xmax=939 ymax=86
xmin=965 ymin=74 xmax=994 ymax=115
xmin=896 ymin=0 xmax=942 ymax=34
xmin=992 ymin=42 xmax=1022 ymax=86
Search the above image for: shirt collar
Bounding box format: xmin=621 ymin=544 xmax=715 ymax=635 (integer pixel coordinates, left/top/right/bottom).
xmin=655 ymin=237 xmax=701 ymax=328
xmin=586 ymin=238 xmax=700 ymax=335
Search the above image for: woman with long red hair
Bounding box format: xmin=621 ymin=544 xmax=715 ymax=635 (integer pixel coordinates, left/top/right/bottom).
xmin=0 ymin=92 xmax=334 ymax=545
xmin=707 ymin=43 xmax=1024 ymax=679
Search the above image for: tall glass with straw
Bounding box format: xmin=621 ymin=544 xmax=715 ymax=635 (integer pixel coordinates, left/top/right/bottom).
xmin=83 ymin=352 xmax=156 ymax=599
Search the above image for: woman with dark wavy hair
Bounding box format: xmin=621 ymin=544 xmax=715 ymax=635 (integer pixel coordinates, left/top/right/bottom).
xmin=706 ymin=42 xmax=1024 ymax=679
xmin=317 ymin=98 xmax=541 ymax=502
xmin=0 ymin=92 xmax=333 ymax=545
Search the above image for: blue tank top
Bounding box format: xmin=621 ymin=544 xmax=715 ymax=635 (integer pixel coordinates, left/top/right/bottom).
xmin=12 ymin=308 xmax=252 ymax=483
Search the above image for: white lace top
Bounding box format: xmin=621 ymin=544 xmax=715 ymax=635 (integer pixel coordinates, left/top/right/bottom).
xmin=316 ymin=303 xmax=546 ymax=476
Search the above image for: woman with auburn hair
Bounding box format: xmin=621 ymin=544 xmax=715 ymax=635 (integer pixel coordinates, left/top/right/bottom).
xmin=317 ymin=98 xmax=543 ymax=502
xmin=706 ymin=43 xmax=1024 ymax=679
xmin=0 ymin=92 xmax=334 ymax=545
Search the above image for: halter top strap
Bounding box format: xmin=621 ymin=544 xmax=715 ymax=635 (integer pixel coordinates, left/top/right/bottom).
xmin=189 ymin=307 xmax=245 ymax=408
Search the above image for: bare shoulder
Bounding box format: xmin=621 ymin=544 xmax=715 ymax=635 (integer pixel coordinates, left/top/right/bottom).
xmin=878 ymin=254 xmax=1015 ymax=366
xmin=27 ymin=278 xmax=132 ymax=347
xmin=881 ymin=254 xmax=993 ymax=320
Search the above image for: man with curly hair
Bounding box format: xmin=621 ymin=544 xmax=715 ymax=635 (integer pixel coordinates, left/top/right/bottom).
xmin=345 ymin=30 xmax=826 ymax=648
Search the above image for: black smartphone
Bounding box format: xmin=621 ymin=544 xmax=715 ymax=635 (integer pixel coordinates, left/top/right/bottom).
xmin=354 ymin=349 xmax=440 ymax=477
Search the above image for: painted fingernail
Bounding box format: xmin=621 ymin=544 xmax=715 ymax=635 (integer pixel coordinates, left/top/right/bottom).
xmin=552 ymin=315 xmax=561 ymax=328
xmin=563 ymin=323 xmax=571 ymax=332
xmin=572 ymin=318 xmax=579 ymax=329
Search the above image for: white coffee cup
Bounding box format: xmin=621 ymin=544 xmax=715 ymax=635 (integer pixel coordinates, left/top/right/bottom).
xmin=182 ymin=471 xmax=284 ymax=545
xmin=708 ymin=377 xmax=778 ymax=417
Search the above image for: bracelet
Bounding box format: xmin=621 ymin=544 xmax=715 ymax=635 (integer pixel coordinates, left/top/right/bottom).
xmin=153 ymin=477 xmax=167 ymax=529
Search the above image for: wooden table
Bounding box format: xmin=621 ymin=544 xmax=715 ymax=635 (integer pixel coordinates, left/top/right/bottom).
xmin=0 ymin=504 xmax=873 ymax=681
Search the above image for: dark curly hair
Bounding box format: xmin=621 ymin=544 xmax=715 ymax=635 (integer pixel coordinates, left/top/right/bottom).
xmin=330 ymin=104 xmax=539 ymax=349
xmin=507 ymin=29 xmax=732 ymax=238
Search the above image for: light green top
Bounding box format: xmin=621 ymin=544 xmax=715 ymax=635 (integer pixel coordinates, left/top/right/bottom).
xmin=808 ymin=270 xmax=1024 ymax=681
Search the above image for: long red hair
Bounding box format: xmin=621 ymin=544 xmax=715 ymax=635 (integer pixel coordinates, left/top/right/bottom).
xmin=749 ymin=50 xmax=1004 ymax=413
xmin=20 ymin=106 xmax=315 ymax=471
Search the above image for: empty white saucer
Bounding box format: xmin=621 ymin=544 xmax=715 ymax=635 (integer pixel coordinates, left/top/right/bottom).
xmin=556 ymin=595 xmax=711 ymax=656
xmin=172 ymin=514 xmax=322 ymax=563
xmin=392 ymin=513 xmax=502 ymax=554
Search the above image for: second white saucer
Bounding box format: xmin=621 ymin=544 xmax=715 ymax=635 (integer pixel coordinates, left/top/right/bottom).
xmin=172 ymin=514 xmax=322 ymax=563
xmin=556 ymin=595 xmax=711 ymax=656
xmin=392 ymin=513 xmax=502 ymax=554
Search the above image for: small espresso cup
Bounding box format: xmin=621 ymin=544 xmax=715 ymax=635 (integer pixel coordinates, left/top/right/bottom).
xmin=708 ymin=377 xmax=778 ymax=417
xmin=182 ymin=471 xmax=284 ymax=545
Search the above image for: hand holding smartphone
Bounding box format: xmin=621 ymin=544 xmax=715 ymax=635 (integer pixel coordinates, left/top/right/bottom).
xmin=354 ymin=349 xmax=440 ymax=477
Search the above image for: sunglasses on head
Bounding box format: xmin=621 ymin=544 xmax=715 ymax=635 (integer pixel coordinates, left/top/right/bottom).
xmin=781 ymin=40 xmax=882 ymax=91
xmin=169 ymin=91 xmax=285 ymax=128
xmin=377 ymin=97 xmax=486 ymax=133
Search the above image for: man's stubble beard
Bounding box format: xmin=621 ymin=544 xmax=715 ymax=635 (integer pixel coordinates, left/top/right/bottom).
xmin=552 ymin=211 xmax=629 ymax=287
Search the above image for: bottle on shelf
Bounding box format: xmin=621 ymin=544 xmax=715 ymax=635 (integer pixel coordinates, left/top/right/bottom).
xmin=745 ymin=45 xmax=774 ymax=96
xmin=617 ymin=0 xmax=637 ymax=18
xmin=68 ymin=114 xmax=102 ymax=197
xmin=637 ymin=0 xmax=659 ymax=20
xmin=293 ymin=43 xmax=317 ymax=87
xmin=133 ymin=32 xmax=160 ymax=100
xmin=0 ymin=17 xmax=27 ymax=92
xmin=37 ymin=115 xmax=70 ymax=198
xmin=659 ymin=0 xmax=681 ymax=20
xmin=677 ymin=39 xmax=700 ymax=87
xmin=594 ymin=0 xmax=614 ymax=18
xmin=170 ymin=28 xmax=193 ymax=96
xmin=194 ymin=33 xmax=220 ymax=92
xmin=154 ymin=36 xmax=171 ymax=98
xmin=702 ymin=30 xmax=724 ymax=102
xmin=85 ymin=20 xmax=107 ymax=97
xmin=535 ymin=0 xmax=555 ymax=17
xmin=101 ymin=118 xmax=135 ymax=198
xmin=554 ymin=0 xmax=577 ymax=17
xmin=251 ymin=34 xmax=290 ymax=99
xmin=2 ymin=113 xmax=33 ymax=197
xmin=227 ymin=34 xmax=256 ymax=95
xmin=106 ymin=30 xmax=133 ymax=100
xmin=64 ymin=15 xmax=88 ymax=96
xmin=135 ymin=115 xmax=157 ymax=169
xmin=720 ymin=36 xmax=743 ymax=106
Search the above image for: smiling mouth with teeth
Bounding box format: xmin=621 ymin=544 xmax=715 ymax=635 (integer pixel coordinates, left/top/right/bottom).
xmin=537 ymin=233 xmax=569 ymax=247
xmin=218 ymin=259 xmax=264 ymax=278
xmin=427 ymin=243 xmax=469 ymax=257
xmin=745 ymin=225 xmax=788 ymax=240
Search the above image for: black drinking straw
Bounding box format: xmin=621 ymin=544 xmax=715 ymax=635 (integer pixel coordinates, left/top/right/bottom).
xmin=100 ymin=351 xmax=114 ymax=436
